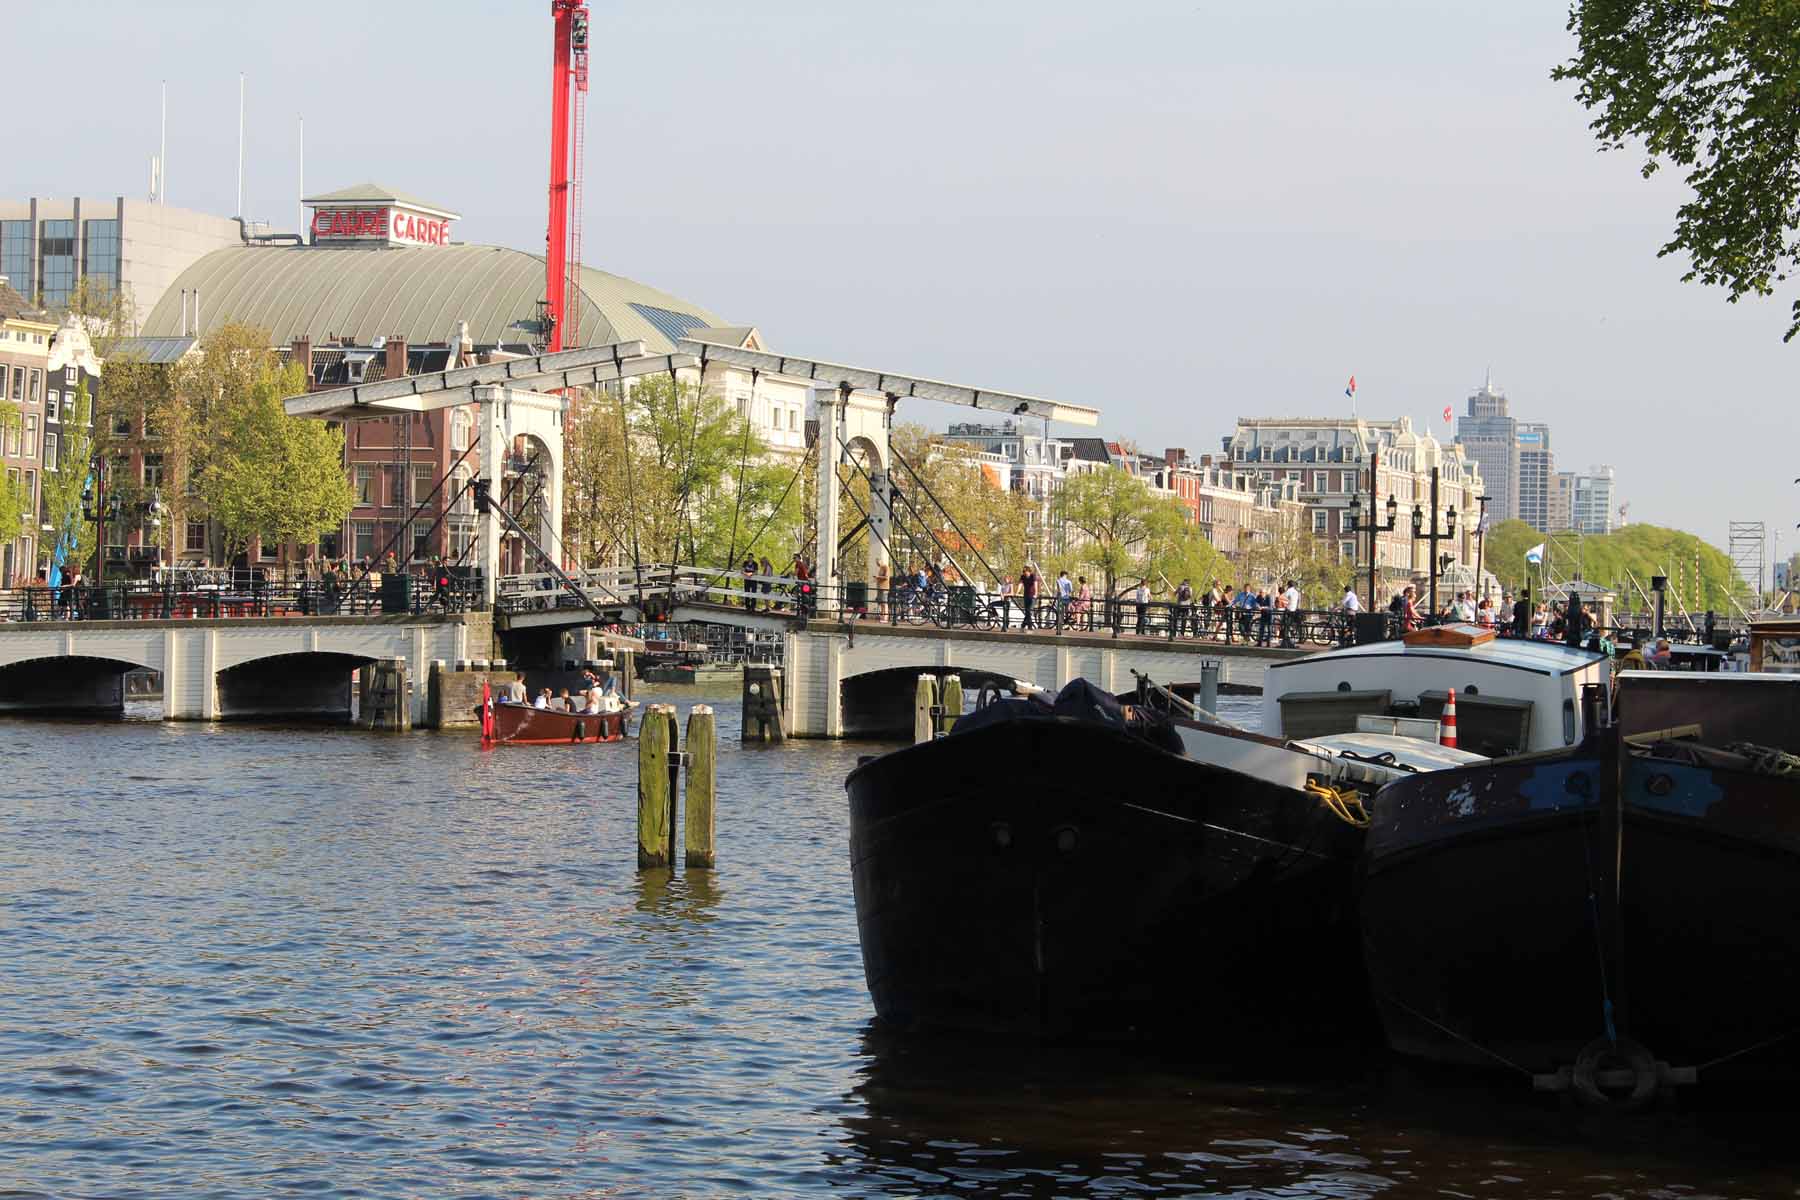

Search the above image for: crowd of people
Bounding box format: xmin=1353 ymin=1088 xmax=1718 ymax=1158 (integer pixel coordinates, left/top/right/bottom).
xmin=498 ymin=666 xmax=624 ymax=715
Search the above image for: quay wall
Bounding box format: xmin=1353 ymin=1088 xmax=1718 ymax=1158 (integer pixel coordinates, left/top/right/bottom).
xmin=429 ymin=664 xmax=517 ymax=729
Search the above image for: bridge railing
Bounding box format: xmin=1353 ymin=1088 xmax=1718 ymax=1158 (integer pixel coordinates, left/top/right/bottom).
xmin=0 ymin=578 xmax=485 ymax=623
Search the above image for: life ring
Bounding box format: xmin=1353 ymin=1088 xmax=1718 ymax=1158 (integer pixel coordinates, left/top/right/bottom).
xmin=1571 ymin=1036 xmax=1659 ymax=1111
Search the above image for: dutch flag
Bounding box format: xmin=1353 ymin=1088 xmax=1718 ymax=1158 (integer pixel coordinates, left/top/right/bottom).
xmin=1344 ymin=375 xmax=1357 ymax=400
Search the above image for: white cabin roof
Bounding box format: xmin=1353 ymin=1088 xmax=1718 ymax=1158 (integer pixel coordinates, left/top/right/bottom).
xmin=1269 ymin=635 xmax=1604 ymax=679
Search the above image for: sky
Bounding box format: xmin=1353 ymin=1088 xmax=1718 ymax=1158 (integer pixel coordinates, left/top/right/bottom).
xmin=12 ymin=0 xmax=1795 ymax=553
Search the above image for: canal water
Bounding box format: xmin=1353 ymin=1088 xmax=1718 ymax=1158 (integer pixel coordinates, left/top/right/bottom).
xmin=3 ymin=689 xmax=1792 ymax=1198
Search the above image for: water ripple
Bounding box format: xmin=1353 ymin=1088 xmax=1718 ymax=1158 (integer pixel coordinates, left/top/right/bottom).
xmin=1 ymin=692 xmax=1793 ymax=1197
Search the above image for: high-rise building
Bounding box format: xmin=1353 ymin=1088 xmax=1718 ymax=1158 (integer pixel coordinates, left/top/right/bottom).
xmin=1569 ymin=466 xmax=1617 ymax=535
xmin=1549 ymin=470 xmax=1574 ymax=532
xmin=1454 ymin=372 xmax=1518 ymax=522
xmin=1516 ymin=422 xmax=1554 ymax=530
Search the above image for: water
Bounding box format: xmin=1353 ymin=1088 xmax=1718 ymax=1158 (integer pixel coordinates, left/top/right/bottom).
xmin=2 ymin=688 xmax=1793 ymax=1198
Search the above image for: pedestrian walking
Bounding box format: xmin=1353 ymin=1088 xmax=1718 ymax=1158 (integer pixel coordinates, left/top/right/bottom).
xmin=1173 ymin=578 xmax=1193 ymax=637
xmin=1133 ymin=580 xmax=1149 ymax=635
xmin=1020 ymin=563 xmax=1040 ymax=629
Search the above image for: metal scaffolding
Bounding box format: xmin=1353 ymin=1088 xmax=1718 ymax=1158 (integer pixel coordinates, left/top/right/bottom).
xmin=1729 ymin=520 xmax=1766 ymax=602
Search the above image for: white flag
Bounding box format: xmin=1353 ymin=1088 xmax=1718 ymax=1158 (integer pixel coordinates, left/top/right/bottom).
xmin=1525 ymin=543 xmax=1544 ymax=564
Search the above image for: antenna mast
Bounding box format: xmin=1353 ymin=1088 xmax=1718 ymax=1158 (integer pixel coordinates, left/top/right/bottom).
xmin=236 ymin=73 xmax=245 ymax=219
xmin=158 ymin=81 xmax=167 ymax=204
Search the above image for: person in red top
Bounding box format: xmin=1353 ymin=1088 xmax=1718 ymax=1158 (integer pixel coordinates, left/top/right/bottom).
xmin=1400 ymin=584 xmax=1422 ymax=632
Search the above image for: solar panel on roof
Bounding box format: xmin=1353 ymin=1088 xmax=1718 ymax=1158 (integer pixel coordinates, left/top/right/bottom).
xmin=628 ymin=303 xmax=710 ymax=347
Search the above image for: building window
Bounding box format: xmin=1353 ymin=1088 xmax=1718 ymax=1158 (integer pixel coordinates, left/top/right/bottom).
xmin=39 ymin=219 xmax=77 ymax=309
xmin=736 ymin=396 xmax=749 ymax=418
xmin=82 ymin=219 xmax=121 ymax=289
xmin=3 ymin=421 xmax=15 ymax=457
xmin=22 ymin=415 xmax=37 ymax=457
xmin=64 ymin=366 xmax=76 ymax=385
xmin=1313 ymin=470 xmax=1328 ymax=493
xmin=8 ymin=368 xmax=19 ymax=401
xmin=451 ymin=467 xmax=472 ymax=515
xmin=1313 ymin=509 xmax=1329 ymax=533
xmin=352 ymin=519 xmax=376 ymax=560
xmin=62 ymin=394 xmax=75 ymax=423
xmin=0 ymin=220 xmax=32 ymax=298
xmin=143 ymin=454 xmax=164 ymax=490
xmin=185 ymin=519 xmax=207 ymax=554
xmin=355 ymin=466 xmax=374 ymax=505
xmin=112 ymin=415 xmax=131 ymax=436
xmin=0 ymin=366 xmax=6 ymax=397
xmin=788 ymin=408 xmax=797 ymax=432
xmin=450 ymin=407 xmax=472 ymax=451
xmin=259 ymin=539 xmax=279 ymax=561
xmin=1339 ymin=509 xmax=1354 ymax=533
xmin=411 ymin=522 xmax=431 ymax=561
xmin=43 ymin=433 xmax=57 ymax=471
xmin=1341 ymin=541 xmax=1356 ymax=562
xmin=45 ymin=389 xmax=58 ymax=418
xmin=412 ymin=465 xmax=433 ymax=507
xmin=29 ymin=369 xmax=41 ymax=403
xmin=388 ymin=467 xmax=405 ymax=506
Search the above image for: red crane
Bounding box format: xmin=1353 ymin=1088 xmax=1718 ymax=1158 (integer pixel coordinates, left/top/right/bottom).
xmin=546 ymin=0 xmax=590 ymax=353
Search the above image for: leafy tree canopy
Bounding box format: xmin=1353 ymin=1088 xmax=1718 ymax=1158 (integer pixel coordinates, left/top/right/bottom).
xmin=1554 ymin=2 xmax=1800 ymax=339
xmin=1484 ymin=518 xmax=1751 ymax=612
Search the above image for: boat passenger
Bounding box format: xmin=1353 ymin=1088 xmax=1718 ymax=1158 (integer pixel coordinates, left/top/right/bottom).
xmin=534 ymin=688 xmax=551 ymax=709
xmin=556 ymin=688 xmax=574 ymax=712
xmin=506 ymin=673 xmax=528 ymax=704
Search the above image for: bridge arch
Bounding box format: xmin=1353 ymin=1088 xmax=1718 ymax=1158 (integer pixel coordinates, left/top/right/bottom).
xmin=839 ymin=664 xmax=1021 ymax=740
xmin=0 ymin=654 xmax=156 ymax=716
xmin=214 ymin=650 xmax=377 ymax=721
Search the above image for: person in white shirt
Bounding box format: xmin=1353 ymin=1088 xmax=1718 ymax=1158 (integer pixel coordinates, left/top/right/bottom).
xmin=533 ymin=688 xmax=550 ymax=709
xmin=1280 ymin=580 xmax=1303 ymax=646
xmin=1453 ymin=591 xmax=1476 ymax=623
xmin=1341 ymin=587 xmax=1362 ymax=614
xmin=1133 ymin=581 xmax=1150 ymax=635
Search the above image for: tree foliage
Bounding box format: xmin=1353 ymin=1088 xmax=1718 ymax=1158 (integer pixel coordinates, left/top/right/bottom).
xmin=38 ymin=379 xmax=95 ymax=577
xmin=1048 ymin=468 xmax=1215 ymax=599
xmin=1554 ymin=2 xmax=1800 ymax=340
xmin=1484 ymin=518 xmax=1751 ymax=612
xmin=883 ymin=423 xmax=1037 ymax=586
xmin=562 ymin=374 xmax=804 ymax=571
xmin=0 ymin=402 xmax=30 ymax=555
xmin=1240 ymin=521 xmax=1344 ymax=607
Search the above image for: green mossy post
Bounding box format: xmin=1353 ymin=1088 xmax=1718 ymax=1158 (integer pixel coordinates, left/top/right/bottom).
xmin=914 ymin=674 xmax=938 ymax=745
xmin=685 ymin=705 xmax=717 ymax=868
xmin=638 ymin=703 xmax=674 ymax=869
xmin=940 ymin=675 xmax=963 ymax=736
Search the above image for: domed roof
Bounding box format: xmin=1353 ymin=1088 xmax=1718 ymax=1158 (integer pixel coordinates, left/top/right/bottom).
xmin=139 ymin=243 xmax=727 ymax=352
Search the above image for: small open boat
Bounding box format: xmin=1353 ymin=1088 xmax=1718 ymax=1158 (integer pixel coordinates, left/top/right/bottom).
xmin=485 ymin=699 xmax=637 ymax=745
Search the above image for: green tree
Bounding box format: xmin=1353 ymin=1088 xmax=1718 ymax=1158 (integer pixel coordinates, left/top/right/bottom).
xmin=1554 ymin=3 xmax=1800 ymax=340
xmin=561 ymin=374 xmax=788 ymax=570
xmin=0 ymin=403 xmax=31 ymax=561
xmin=884 ymin=423 xmax=1036 ymax=586
xmin=1482 ymin=518 xmax=1751 ymax=614
xmin=1049 ymin=468 xmax=1206 ymax=599
xmin=1240 ymin=521 xmax=1342 ymax=607
xmin=38 ymin=379 xmax=95 ymax=578
xmin=201 ymin=360 xmax=353 ymax=558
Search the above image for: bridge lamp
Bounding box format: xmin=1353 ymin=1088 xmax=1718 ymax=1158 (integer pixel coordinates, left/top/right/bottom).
xmin=1385 ymin=495 xmax=1398 ymax=526
xmin=1446 ymin=506 xmax=1458 ymax=537
xmin=1410 ymin=505 xmax=1424 ymax=539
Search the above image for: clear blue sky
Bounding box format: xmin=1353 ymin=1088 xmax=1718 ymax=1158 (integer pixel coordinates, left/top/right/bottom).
xmin=14 ymin=0 xmax=1795 ymax=554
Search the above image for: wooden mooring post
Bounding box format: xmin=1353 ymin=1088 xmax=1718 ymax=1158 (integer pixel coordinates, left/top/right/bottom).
xmin=685 ymin=706 xmax=717 ymax=868
xmin=939 ymin=674 xmax=963 ymax=736
xmin=637 ymin=704 xmax=677 ymax=869
xmin=742 ymin=665 xmax=785 ymax=742
xmin=914 ymin=674 xmax=939 ymax=745
xmin=637 ymin=703 xmax=721 ymax=870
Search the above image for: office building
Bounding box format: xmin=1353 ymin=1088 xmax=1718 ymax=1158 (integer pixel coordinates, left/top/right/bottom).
xmin=1516 ymin=422 xmax=1554 ymax=531
xmin=1454 ymin=373 xmax=1518 ymax=522
xmin=0 ymin=197 xmax=243 ymax=320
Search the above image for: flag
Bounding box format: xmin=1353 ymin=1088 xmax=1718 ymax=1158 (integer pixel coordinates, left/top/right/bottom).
xmin=480 ymin=678 xmax=495 ymax=744
xmin=1525 ymin=544 xmax=1544 ymax=565
xmin=1344 ymin=375 xmax=1357 ymax=400
xmin=1442 ymin=404 xmax=1453 ymax=423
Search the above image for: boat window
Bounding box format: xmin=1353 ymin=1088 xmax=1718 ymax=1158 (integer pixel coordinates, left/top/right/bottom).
xmin=1563 ymin=698 xmax=1577 ymax=745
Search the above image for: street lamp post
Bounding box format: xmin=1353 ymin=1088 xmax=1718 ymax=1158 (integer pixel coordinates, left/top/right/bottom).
xmin=1409 ymin=466 xmax=1457 ymax=619
xmin=1474 ymin=494 xmax=1490 ymax=603
xmin=1347 ymin=449 xmax=1399 ymax=610
xmin=81 ymin=460 xmax=164 ymax=589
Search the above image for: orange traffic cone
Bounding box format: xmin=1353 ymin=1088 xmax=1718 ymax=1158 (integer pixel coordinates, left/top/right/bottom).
xmin=1440 ymin=687 xmax=1458 ymax=748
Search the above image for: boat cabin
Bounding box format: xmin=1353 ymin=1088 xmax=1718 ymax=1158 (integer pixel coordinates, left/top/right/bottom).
xmin=1261 ymin=624 xmax=1611 ymax=758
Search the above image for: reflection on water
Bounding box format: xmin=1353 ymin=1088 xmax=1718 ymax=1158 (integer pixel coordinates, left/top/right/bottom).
xmin=1 ymin=687 xmax=1794 ymax=1197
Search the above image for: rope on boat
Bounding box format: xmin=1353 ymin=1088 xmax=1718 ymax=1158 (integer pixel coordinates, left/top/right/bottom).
xmin=1305 ymin=779 xmax=1370 ymax=828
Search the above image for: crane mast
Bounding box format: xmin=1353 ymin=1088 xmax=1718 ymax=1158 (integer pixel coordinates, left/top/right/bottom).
xmin=546 ymin=0 xmax=590 ymax=353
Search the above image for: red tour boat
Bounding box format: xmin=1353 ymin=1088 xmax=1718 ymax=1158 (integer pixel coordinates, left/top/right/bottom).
xmin=478 ymin=681 xmax=636 ymax=745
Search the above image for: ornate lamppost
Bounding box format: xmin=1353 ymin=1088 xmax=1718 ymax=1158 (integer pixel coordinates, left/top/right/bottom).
xmin=81 ymin=461 xmax=163 ymax=587
xmin=1346 ymin=450 xmax=1398 ymax=609
xmin=1409 ymin=466 xmax=1457 ymax=619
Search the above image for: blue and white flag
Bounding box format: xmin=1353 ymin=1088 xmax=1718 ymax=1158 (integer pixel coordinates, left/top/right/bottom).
xmin=1525 ymin=543 xmax=1544 ymax=565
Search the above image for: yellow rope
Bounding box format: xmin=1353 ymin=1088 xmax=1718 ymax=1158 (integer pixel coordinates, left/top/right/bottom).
xmin=1306 ymin=779 xmax=1371 ymax=828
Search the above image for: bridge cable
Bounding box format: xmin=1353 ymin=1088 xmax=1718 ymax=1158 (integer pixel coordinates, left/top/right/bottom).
xmin=885 ymin=439 xmax=1006 ymax=589
xmin=339 ymin=439 xmax=480 ymax=606
xmin=836 ymin=429 xmax=982 ymax=590
xmin=721 ymin=367 xmax=760 ymax=572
